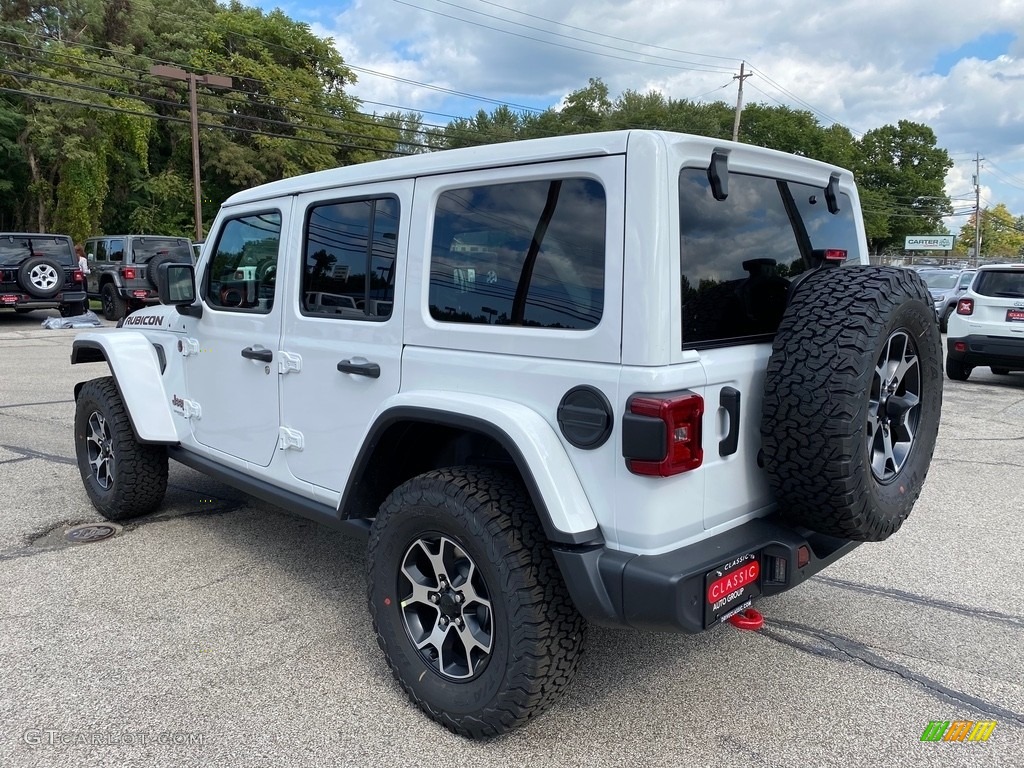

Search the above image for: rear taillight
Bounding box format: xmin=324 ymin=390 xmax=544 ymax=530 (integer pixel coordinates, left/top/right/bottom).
xmin=624 ymin=392 xmax=704 ymax=476
xmin=73 ymin=269 xmax=84 ymax=283
xmin=824 ymin=249 xmax=847 ymax=261
xmin=956 ymin=298 xmax=974 ymax=315
xmin=122 ymin=267 xmax=136 ymax=280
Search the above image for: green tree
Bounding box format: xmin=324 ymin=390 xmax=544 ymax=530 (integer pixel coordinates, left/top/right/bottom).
xmin=958 ymin=203 xmax=1024 ymax=260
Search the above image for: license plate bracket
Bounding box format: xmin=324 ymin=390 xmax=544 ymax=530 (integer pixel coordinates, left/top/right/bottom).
xmin=704 ymin=552 xmax=761 ymax=627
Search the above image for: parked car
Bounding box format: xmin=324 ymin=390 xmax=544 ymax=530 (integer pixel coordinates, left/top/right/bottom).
xmin=0 ymin=232 xmax=87 ymax=316
xmin=70 ymin=130 xmax=942 ymax=738
xmin=946 ymin=264 xmax=1024 ymax=380
xmin=83 ymin=235 xmax=193 ymax=320
xmin=918 ymin=267 xmax=975 ymax=332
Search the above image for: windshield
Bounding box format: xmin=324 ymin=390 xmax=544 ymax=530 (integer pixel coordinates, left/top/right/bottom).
xmin=0 ymin=235 xmax=74 ymax=265
xmin=132 ymin=238 xmax=192 ymax=263
xmin=974 ymin=270 xmax=1024 ymax=298
xmin=920 ymin=271 xmax=958 ymax=290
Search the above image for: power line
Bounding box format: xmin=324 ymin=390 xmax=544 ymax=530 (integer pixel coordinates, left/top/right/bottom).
xmin=391 ymin=0 xmax=736 ymax=74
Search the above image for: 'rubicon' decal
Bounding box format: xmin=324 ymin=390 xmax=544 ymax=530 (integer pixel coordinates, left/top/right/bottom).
xmin=122 ymin=314 xmax=164 ymax=327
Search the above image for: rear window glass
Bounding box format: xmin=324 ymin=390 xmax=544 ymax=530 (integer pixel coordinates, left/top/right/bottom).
xmin=429 ymin=178 xmax=606 ymax=330
xmin=973 ymin=270 xmax=1024 ymax=298
xmin=132 ymin=238 xmax=192 ymax=263
xmin=679 ymin=169 xmax=858 ymax=347
xmin=0 ymin=235 xmax=74 ymax=264
xmin=920 ymin=271 xmax=959 ymax=290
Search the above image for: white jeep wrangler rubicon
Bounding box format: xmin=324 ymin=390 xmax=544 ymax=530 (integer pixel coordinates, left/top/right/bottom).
xmin=71 ymin=130 xmax=942 ymax=738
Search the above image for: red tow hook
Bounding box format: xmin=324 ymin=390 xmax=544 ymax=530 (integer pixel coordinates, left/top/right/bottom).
xmin=728 ymin=607 xmax=764 ymax=631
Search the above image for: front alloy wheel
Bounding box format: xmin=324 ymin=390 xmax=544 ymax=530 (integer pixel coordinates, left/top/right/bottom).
xmin=868 ymin=329 xmax=921 ymax=482
xmin=85 ymin=411 xmax=115 ymax=490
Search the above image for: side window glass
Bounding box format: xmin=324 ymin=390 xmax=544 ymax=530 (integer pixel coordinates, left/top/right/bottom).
xmin=205 ymin=212 xmax=282 ymax=313
xmin=959 ymin=274 xmax=973 ymax=289
xmin=302 ymin=197 xmax=398 ymax=320
xmin=108 ymin=239 xmax=124 ymax=263
xmin=93 ymin=241 xmax=107 ymax=262
xmin=428 ymin=178 xmax=605 ymax=330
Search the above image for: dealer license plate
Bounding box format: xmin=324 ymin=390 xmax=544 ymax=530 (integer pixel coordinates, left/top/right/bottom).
xmin=1006 ymin=309 xmax=1024 ymax=323
xmin=704 ymin=552 xmax=761 ymax=627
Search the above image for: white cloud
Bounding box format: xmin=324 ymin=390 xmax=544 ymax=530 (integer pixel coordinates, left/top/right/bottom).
xmin=292 ymin=0 xmax=1024 ymax=214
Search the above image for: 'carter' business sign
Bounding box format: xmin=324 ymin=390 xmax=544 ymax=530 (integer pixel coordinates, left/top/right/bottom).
xmin=905 ymin=235 xmax=955 ymax=250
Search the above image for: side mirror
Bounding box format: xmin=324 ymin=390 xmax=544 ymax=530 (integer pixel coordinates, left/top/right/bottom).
xmin=158 ymin=262 xmax=203 ymax=318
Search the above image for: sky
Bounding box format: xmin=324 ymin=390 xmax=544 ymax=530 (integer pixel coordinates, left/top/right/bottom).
xmin=259 ymin=0 xmax=1024 ymax=233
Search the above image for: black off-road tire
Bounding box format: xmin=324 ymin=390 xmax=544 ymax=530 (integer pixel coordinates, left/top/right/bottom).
xmin=761 ymin=266 xmax=942 ymax=542
xmin=991 ymin=367 xmax=1010 ymax=376
xmin=946 ymin=357 xmax=971 ymax=381
xmin=17 ymin=255 xmax=64 ymax=299
xmin=101 ymin=283 xmax=127 ymax=321
xmin=74 ymin=377 xmax=168 ymax=520
xmin=939 ymin=307 xmax=952 ymax=333
xmin=147 ymin=252 xmax=179 ymax=289
xmin=367 ymin=466 xmax=585 ymax=739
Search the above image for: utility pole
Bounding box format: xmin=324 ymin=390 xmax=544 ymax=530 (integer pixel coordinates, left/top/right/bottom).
xmin=973 ymin=153 xmax=984 ymax=268
xmin=732 ymin=62 xmax=752 ymax=142
xmin=150 ymin=65 xmax=232 ymax=242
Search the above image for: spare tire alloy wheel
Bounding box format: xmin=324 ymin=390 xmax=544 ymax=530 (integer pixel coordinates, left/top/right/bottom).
xmin=367 ymin=467 xmax=585 ymax=738
xmin=761 ymin=267 xmax=943 ymax=542
xmin=18 ymin=256 xmax=63 ymax=299
xmin=868 ymin=330 xmax=921 ymax=482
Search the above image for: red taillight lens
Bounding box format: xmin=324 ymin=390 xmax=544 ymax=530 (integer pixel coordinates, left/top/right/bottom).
xmin=954 ymin=342 xmax=967 ymax=353
xmin=626 ymin=393 xmax=704 ymax=476
xmin=824 ymin=249 xmax=847 ymax=261
xmin=122 ymin=267 xmax=136 ymax=280
xmin=956 ymin=298 xmax=974 ymax=315
xmin=73 ymin=269 xmax=84 ymax=283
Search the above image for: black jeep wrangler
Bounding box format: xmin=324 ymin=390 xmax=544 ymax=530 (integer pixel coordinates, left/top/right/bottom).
xmin=0 ymin=233 xmax=87 ymax=317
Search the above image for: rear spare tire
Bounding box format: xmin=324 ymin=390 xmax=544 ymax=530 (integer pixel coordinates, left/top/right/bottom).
xmin=17 ymin=255 xmax=63 ymax=299
xmin=760 ymin=266 xmax=942 ymax=542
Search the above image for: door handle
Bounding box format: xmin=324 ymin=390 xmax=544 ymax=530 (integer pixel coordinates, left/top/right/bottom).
xmin=719 ymin=386 xmax=740 ymax=457
xmin=337 ymin=359 xmax=381 ymax=378
xmin=241 ymin=346 xmax=273 ymax=362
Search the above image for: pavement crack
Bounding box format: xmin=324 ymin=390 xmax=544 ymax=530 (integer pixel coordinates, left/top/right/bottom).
xmin=0 ymin=398 xmax=75 ymax=409
xmin=0 ymin=444 xmax=76 ymax=465
xmin=763 ymin=618 xmax=1024 ymax=728
xmin=813 ymin=575 xmax=1024 ymax=630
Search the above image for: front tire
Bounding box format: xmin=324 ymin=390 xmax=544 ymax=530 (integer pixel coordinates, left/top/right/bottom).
xmin=367 ymin=466 xmax=585 ymax=738
xmin=74 ymin=377 xmax=168 ymax=520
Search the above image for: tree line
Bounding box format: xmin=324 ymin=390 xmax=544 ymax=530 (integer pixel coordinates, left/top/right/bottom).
xmin=2 ymin=0 xmax=1017 ymax=258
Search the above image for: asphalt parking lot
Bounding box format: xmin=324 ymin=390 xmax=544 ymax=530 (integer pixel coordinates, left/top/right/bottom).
xmin=1 ymin=309 xmax=1022 ymax=768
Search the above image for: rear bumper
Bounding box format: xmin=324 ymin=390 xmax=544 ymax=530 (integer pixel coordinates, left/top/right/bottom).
xmin=947 ymin=334 xmax=1024 ymax=369
xmin=553 ymin=515 xmax=859 ymax=633
xmin=0 ymin=289 xmax=86 ymax=308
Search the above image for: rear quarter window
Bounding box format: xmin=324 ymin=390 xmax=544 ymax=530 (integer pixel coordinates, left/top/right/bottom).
xmin=428 ymin=178 xmax=606 ymax=330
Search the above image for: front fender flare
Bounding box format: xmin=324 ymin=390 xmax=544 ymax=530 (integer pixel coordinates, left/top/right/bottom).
xmin=71 ymin=331 xmax=178 ymax=443
xmin=345 ymin=391 xmax=602 ymax=545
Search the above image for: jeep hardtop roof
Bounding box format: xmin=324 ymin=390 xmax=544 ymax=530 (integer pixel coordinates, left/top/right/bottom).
xmin=222 ymin=130 xmax=854 ymax=208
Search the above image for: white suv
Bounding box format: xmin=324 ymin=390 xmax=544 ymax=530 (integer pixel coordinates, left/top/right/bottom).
xmin=946 ymin=263 xmax=1024 ymax=379
xmin=70 ymin=130 xmax=942 ymax=737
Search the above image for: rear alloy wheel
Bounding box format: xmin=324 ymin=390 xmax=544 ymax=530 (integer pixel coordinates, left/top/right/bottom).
xmin=367 ymin=466 xmax=585 ymax=738
xmin=945 ymin=357 xmax=971 ymax=381
xmin=74 ymin=377 xmax=168 ymax=520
